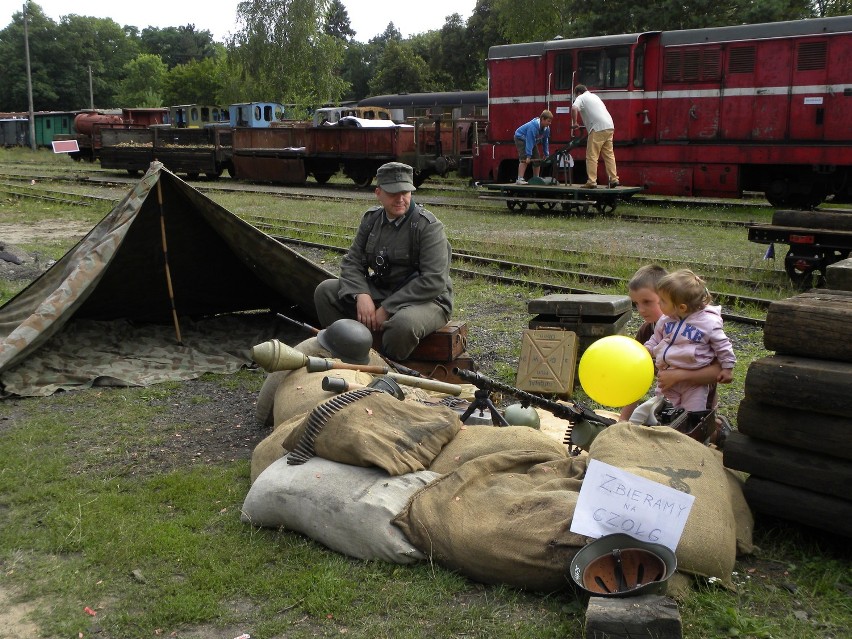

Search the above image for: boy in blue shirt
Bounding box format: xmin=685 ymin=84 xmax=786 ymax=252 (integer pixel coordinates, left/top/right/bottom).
xmin=514 ymin=110 xmax=553 ymax=184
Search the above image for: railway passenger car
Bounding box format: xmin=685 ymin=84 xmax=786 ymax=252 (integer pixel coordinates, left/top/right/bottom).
xmin=475 ymin=16 xmax=852 ymax=208
xmin=169 ymin=104 xmax=229 ymax=128
xmin=230 ymin=102 xmax=287 ymax=128
xmin=33 ymin=111 xmax=76 ymax=147
xmin=0 ymin=118 xmax=28 ymax=146
xmin=357 ymin=91 xmax=488 ymax=123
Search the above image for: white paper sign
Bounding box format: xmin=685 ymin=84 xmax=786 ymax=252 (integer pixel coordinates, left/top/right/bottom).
xmin=570 ymin=459 xmax=695 ymax=550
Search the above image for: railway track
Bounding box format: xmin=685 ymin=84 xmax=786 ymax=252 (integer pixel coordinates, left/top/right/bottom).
xmin=0 ymin=167 xmax=799 ymax=325
xmin=263 ymin=231 xmax=769 ymax=326
xmin=242 ymin=213 xmax=787 ymax=287
xmin=0 ymin=168 xmax=774 ymax=229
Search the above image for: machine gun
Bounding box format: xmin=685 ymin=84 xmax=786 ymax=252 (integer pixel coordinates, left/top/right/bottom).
xmin=452 ymin=367 xmax=616 ymax=453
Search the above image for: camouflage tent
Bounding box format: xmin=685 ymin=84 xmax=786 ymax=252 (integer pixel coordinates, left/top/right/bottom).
xmin=0 ymin=162 xmax=333 ymax=397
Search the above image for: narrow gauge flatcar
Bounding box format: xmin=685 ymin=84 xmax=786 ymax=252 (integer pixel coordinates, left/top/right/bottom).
xmin=99 ymin=125 xmax=232 ymax=179
xmin=59 ymin=108 xmax=170 ymax=161
xmin=475 ymin=16 xmax=852 ymax=208
xmin=230 ymin=115 xmax=469 ymax=187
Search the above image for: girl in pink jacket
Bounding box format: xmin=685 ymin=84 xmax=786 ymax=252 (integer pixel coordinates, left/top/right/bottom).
xmin=644 ymin=269 xmax=736 ymax=412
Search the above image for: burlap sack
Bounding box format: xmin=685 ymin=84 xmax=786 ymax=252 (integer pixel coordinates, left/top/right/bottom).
xmin=429 ymin=425 xmax=569 ymax=474
xmin=242 ymin=455 xmax=440 ymax=564
xmin=272 ymin=367 xmax=374 ymax=426
xmin=393 ymin=450 xmax=589 ymax=591
xmin=250 ymin=412 xmax=307 ymax=484
xmin=282 ymin=391 xmax=461 ymax=475
xmin=255 ymin=336 xmax=331 ymax=427
xmin=588 ymin=422 xmax=752 ymax=588
xmin=256 ymin=337 xmax=388 ymax=427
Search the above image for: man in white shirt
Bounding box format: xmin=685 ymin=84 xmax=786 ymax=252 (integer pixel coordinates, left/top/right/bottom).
xmin=571 ymin=85 xmax=620 ymax=189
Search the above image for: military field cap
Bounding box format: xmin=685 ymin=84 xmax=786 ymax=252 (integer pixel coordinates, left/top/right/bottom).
xmin=376 ymin=162 xmax=416 ymax=193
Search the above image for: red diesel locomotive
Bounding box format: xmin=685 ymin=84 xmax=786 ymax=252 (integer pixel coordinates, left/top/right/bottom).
xmin=474 ymin=16 xmax=852 ymax=208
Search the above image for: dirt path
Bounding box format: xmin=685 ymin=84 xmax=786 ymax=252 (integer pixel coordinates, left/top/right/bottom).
xmin=0 ymin=220 xmax=92 ymax=245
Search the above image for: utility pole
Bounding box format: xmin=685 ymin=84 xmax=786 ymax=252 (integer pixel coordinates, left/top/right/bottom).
xmin=88 ymin=64 xmax=94 ymax=110
xmin=23 ymin=2 xmax=36 ymax=151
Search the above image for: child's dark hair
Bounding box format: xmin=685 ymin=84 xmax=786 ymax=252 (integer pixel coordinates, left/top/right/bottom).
xmin=628 ymin=264 xmax=668 ymax=292
xmin=657 ymin=269 xmax=712 ymax=312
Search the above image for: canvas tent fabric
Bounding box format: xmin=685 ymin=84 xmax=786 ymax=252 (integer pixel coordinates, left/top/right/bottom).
xmin=0 ymin=162 xmax=333 ymax=397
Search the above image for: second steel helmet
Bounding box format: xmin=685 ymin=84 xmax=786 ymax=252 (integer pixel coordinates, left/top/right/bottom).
xmin=569 ymin=533 xmax=677 ymax=598
xmin=316 ymin=319 xmax=373 ymax=365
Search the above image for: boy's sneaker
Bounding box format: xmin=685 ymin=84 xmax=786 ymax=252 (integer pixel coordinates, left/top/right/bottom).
xmin=516 ymin=178 xmax=527 ymax=185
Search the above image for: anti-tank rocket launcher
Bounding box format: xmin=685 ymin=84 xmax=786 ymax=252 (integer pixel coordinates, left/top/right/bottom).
xmin=451 ymin=367 xmax=616 ymax=452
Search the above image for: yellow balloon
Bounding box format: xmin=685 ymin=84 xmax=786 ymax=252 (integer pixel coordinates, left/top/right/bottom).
xmin=578 ymin=335 xmax=655 ymax=407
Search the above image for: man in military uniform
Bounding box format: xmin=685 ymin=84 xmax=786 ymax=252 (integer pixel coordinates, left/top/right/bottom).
xmin=313 ymin=162 xmax=454 ymax=361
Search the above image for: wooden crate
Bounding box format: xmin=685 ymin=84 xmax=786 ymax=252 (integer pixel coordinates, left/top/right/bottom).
xmin=374 ymin=320 xmax=468 ymax=362
xmin=397 ymin=352 xmax=476 ymax=384
xmin=515 ymin=329 xmax=578 ymax=397
xmin=528 ymin=293 xmax=632 ymax=358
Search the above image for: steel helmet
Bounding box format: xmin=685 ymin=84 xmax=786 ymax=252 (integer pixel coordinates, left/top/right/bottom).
xmin=316 ymin=319 xmax=373 ymax=365
xmin=569 ymin=533 xmax=677 ymax=598
xmin=503 ymin=403 xmax=541 ymax=429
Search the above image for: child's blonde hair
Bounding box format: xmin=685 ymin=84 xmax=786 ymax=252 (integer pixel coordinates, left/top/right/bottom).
xmin=628 ymin=264 xmax=668 ymax=292
xmin=656 ymin=269 xmax=712 ymax=313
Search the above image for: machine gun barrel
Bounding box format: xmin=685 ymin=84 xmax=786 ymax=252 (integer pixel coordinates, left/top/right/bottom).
xmin=452 ymin=368 xmax=615 ymax=427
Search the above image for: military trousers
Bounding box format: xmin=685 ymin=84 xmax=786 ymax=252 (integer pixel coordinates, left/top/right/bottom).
xmin=314 ymin=278 xmax=450 ymax=361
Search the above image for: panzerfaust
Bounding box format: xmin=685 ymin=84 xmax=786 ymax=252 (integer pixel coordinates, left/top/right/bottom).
xmin=452 ymin=367 xmax=617 ymax=452
xmin=252 ymin=339 xmax=463 ymax=396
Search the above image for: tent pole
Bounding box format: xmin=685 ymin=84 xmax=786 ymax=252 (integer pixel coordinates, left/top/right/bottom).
xmin=157 ymin=179 xmax=183 ymax=345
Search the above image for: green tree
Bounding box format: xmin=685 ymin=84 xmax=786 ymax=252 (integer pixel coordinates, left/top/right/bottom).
xmin=228 ymin=0 xmax=348 ymax=110
xmin=55 ymin=14 xmax=140 ymax=109
xmin=163 ymin=55 xmax=228 ymax=106
xmin=0 ymin=3 xmax=61 ymax=111
xmin=324 ymin=0 xmax=355 ymax=41
xmin=368 ymin=40 xmax=433 ymax=95
xmin=436 ymin=13 xmax=483 ymax=90
xmin=466 ymin=0 xmax=507 ymax=74
xmin=114 ymin=54 xmax=168 ymax=107
xmin=139 ymin=25 xmax=218 ymax=68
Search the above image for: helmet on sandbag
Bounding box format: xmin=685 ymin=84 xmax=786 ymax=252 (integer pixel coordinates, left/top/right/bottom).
xmin=569 ymin=533 xmax=677 ymax=597
xmin=316 ymin=319 xmax=373 ymax=365
xmin=503 ymin=403 xmax=540 ymax=429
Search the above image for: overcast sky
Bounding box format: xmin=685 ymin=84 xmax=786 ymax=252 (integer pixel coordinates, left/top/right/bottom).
xmin=1 ymin=0 xmax=479 ymax=43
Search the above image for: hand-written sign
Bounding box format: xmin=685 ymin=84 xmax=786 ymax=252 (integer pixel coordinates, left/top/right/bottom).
xmin=570 ymin=459 xmax=694 ymax=550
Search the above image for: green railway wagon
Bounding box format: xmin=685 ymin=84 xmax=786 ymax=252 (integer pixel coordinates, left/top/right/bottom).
xmin=33 ymin=111 xmax=76 ymax=147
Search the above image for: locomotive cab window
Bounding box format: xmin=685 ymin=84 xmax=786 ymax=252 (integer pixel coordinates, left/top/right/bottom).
xmin=577 ymin=47 xmax=629 ymax=88
xmin=633 ymin=44 xmax=645 ymax=88
xmin=554 ymin=53 xmax=573 ymax=91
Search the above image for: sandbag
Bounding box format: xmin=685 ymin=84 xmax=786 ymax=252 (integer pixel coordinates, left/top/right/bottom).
xmin=256 ymin=336 xmax=388 ymax=427
xmin=273 ymin=367 xmax=374 ymax=426
xmin=429 ymin=425 xmax=568 ymax=474
xmin=250 ymin=412 xmax=307 ymax=483
xmin=255 ymin=336 xmax=331 ymax=427
xmin=393 ymin=450 xmax=588 ymax=591
xmin=588 ymin=422 xmax=753 ymax=588
xmin=282 ymin=391 xmax=461 ymax=475
xmin=242 ymin=455 xmax=439 ymax=563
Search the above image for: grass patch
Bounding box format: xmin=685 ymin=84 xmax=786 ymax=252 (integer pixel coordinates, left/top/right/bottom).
xmin=1 ymin=158 xmax=849 ymax=639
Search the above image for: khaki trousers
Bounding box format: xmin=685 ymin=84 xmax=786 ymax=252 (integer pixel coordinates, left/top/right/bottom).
xmin=314 ymin=278 xmax=449 ymax=361
xmin=585 ymin=129 xmax=618 ymax=185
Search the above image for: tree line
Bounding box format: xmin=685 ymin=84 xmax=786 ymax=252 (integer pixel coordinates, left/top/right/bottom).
xmin=0 ymin=0 xmax=846 ymax=115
